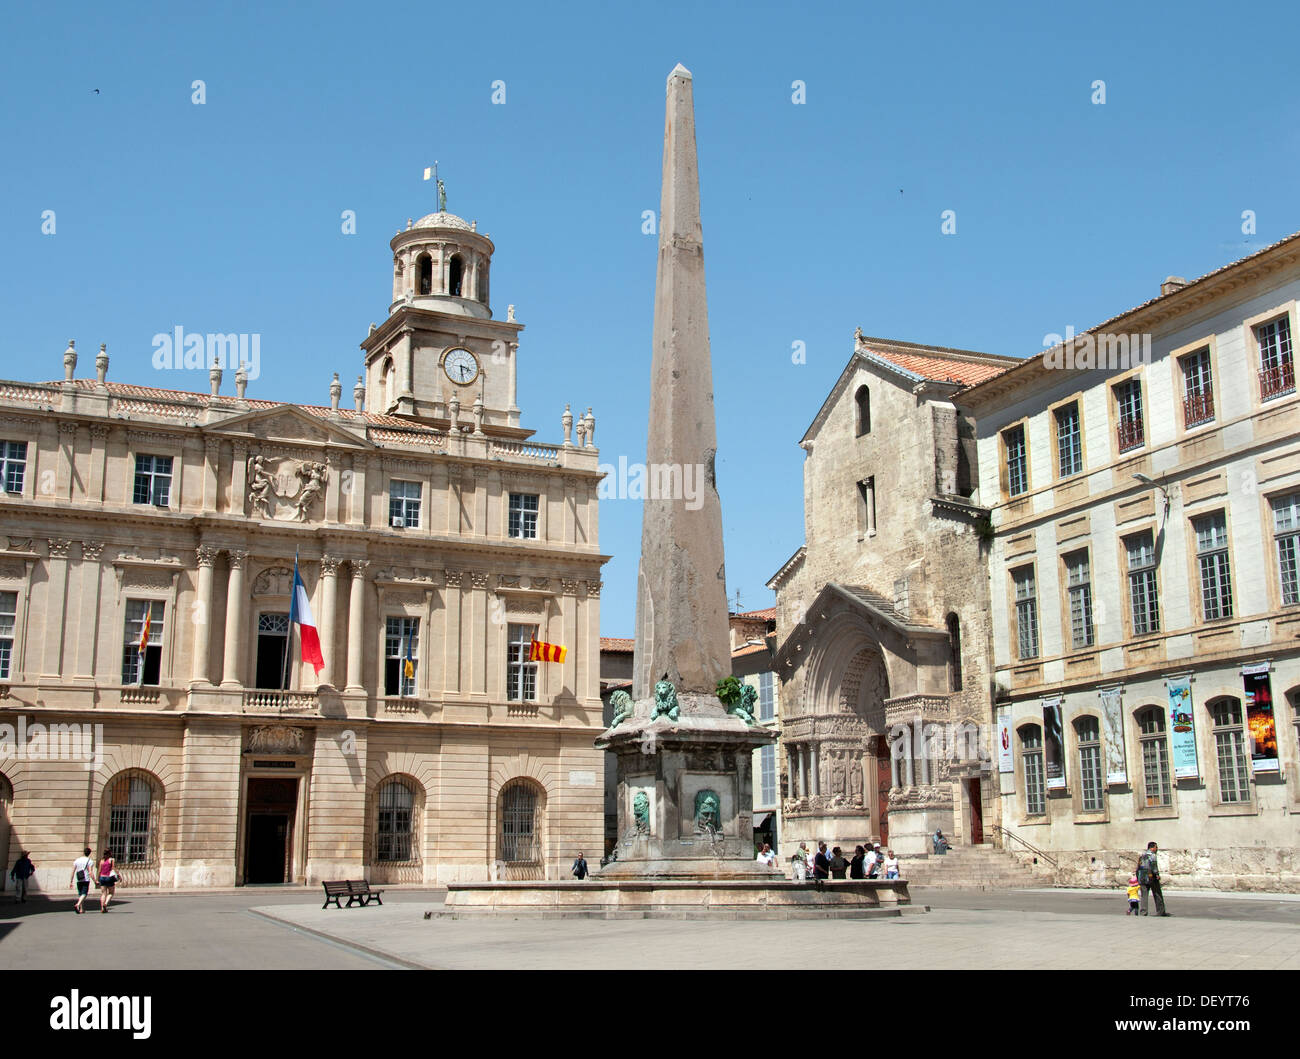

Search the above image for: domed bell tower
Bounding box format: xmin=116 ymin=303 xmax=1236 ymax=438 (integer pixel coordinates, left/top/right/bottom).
xmin=360 ymin=207 xmax=527 ymax=435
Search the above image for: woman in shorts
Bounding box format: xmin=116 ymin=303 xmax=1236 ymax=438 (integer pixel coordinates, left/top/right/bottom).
xmin=97 ymin=849 xmax=117 ymax=913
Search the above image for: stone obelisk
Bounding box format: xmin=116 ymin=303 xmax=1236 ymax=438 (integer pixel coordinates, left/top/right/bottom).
xmin=598 ymin=65 xmax=775 ymax=880
xmin=631 ymin=62 xmax=732 ymax=703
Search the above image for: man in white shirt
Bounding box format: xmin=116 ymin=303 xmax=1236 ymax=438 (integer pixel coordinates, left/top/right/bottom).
xmin=756 ymin=843 xmax=778 ymax=870
xmin=864 ymin=845 xmax=879 ymax=878
xmin=70 ymin=847 xmax=94 ymax=914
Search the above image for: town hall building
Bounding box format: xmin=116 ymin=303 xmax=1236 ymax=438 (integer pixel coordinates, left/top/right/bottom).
xmin=0 ymin=206 xmax=608 ymax=891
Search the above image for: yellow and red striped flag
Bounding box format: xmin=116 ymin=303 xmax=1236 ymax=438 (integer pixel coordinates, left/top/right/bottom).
xmin=529 ymin=638 xmax=567 ymax=664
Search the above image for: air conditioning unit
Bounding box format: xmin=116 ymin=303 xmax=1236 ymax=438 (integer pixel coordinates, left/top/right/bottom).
xmin=391 ymin=517 xmax=405 ymax=528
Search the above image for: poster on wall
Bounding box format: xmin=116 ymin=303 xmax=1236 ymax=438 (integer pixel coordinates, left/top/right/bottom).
xmin=1042 ymin=696 xmax=1065 ymax=789
xmin=1166 ymin=674 xmax=1199 ymax=780
xmin=1099 ymin=686 xmax=1127 ymax=784
xmin=1242 ymin=664 xmax=1278 ymax=773
xmin=997 ymin=707 xmax=1014 ymax=774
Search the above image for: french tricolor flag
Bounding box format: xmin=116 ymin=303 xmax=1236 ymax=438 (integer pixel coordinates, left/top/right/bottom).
xmin=289 ymin=556 xmax=325 ymax=674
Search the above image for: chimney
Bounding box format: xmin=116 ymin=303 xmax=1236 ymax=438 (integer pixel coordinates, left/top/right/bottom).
xmin=1161 ymin=276 xmax=1188 ymax=296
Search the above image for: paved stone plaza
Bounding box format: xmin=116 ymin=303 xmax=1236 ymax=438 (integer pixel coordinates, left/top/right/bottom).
xmin=1 ymin=888 xmax=1297 ymax=970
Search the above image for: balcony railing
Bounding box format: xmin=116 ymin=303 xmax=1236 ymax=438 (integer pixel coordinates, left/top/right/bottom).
xmin=1116 ymin=415 xmax=1145 ymax=453
xmin=1183 ymin=389 xmax=1214 ymax=427
xmin=242 ymin=689 xmax=316 ymax=712
xmin=1260 ymin=359 xmax=1296 ymax=401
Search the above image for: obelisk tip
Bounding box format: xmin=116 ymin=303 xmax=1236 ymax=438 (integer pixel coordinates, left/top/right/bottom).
xmin=668 ymin=63 xmax=692 ymax=84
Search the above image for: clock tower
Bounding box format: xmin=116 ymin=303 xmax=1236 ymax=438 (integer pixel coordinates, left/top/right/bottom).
xmin=360 ymin=208 xmax=529 ymax=436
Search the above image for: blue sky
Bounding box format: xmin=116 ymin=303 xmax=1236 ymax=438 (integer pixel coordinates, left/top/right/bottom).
xmin=2 ymin=1 xmax=1298 ymax=636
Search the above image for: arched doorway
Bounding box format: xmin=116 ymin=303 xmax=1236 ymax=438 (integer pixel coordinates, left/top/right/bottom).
xmin=100 ymin=770 xmax=163 ymax=886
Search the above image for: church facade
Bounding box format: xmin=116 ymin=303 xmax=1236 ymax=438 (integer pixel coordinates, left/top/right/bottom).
xmin=0 ymin=208 xmax=607 ymax=891
xmin=768 ymin=335 xmax=1019 ymax=857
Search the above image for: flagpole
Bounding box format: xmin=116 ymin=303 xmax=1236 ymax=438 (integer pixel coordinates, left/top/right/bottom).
xmin=281 ymin=552 xmax=297 ymax=700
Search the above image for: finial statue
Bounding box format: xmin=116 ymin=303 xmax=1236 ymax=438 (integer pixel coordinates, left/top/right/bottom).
xmin=506 ymin=304 xmax=516 ymax=323
xmin=330 ymin=372 xmax=342 ymax=410
xmin=209 ymin=357 xmax=223 ymax=396
xmin=63 ymin=340 xmax=77 ymax=382
xmin=561 ymin=403 xmax=573 ymax=446
xmin=235 ymin=361 xmax=249 ymax=399
xmin=96 ymin=343 xmax=109 ymax=384
xmin=583 ymin=407 xmax=595 ymax=448
xmin=437 ymin=179 xmax=447 ymax=212
xmin=353 ymin=374 xmax=366 ymax=412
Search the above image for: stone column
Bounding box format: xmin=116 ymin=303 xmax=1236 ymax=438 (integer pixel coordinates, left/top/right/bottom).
xmin=192 ymin=545 xmax=220 ymax=685
xmin=220 ymin=550 xmax=249 ymax=687
xmin=797 ymin=745 xmax=808 ymax=799
xmin=319 ymin=555 xmax=341 ymax=688
xmin=809 ymin=744 xmax=820 ymax=796
xmin=42 ymin=539 xmax=73 ymax=677
xmin=919 ymin=721 xmax=931 ymax=785
xmin=345 ymin=560 xmax=369 ymax=691
xmin=890 ymin=747 xmax=901 ymax=789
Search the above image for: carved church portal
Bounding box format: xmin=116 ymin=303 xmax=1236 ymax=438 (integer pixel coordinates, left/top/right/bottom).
xmin=244 ymin=777 xmax=298 ymax=884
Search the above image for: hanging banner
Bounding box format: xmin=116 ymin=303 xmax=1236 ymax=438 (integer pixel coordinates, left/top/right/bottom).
xmin=1242 ymin=666 xmax=1278 ymax=773
xmin=1042 ymin=696 xmax=1065 ymax=790
xmin=1099 ymin=686 xmax=1126 ymax=784
xmin=1166 ymin=674 xmax=1199 ymax=780
xmin=997 ymin=707 xmax=1014 ymax=774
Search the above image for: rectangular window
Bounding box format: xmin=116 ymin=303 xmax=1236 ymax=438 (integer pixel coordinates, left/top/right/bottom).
xmin=1194 ymin=512 xmax=1233 ymax=621
xmin=384 ymin=617 xmax=419 ymax=697
xmin=1272 ymin=493 xmax=1300 ymax=606
xmin=0 ymin=441 xmax=27 ymax=495
xmin=132 ymin=454 xmax=172 ymax=507
xmin=507 ymin=623 xmax=538 ymax=702
xmin=1210 ymin=700 xmax=1250 ymax=804
xmin=122 ymin=600 xmax=165 ymax=685
xmin=758 ymin=671 xmax=775 ymax=722
xmin=1055 ymin=404 xmax=1082 ymax=478
xmin=1257 ymin=315 xmax=1295 ymax=400
xmin=760 ymin=743 xmax=777 ymax=805
xmin=1013 ymin=566 xmax=1039 ymax=661
xmin=1180 ymin=347 xmax=1215 ymax=427
xmin=1115 ymin=379 xmax=1144 ymax=453
xmin=388 ymin=480 xmax=422 ymax=528
xmin=1022 ymin=729 xmax=1045 ymax=816
xmin=1139 ymin=711 xmax=1171 ymax=808
xmin=1077 ymin=718 xmax=1103 ymax=812
xmin=1065 ymin=551 xmax=1094 ymax=650
xmin=1004 ymin=425 xmax=1028 ymax=497
xmin=1126 ymin=532 xmax=1160 ymax=635
xmin=508 ymin=493 xmax=539 ymax=539
xmin=0 ymin=590 xmax=15 ymax=679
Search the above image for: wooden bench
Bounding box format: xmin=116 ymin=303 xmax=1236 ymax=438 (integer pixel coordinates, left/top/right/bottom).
xmin=322 ymin=879 xmax=385 ymax=908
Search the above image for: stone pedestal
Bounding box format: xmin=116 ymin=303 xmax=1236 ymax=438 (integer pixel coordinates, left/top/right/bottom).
xmin=598 ymin=701 xmax=777 ymax=880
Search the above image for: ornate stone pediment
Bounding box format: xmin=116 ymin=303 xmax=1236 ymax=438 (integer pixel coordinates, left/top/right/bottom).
xmin=206 ymin=404 xmax=371 ymax=450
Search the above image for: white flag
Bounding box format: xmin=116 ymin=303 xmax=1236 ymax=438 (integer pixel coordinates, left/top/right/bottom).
xmin=423 ymin=167 xmax=432 ymax=180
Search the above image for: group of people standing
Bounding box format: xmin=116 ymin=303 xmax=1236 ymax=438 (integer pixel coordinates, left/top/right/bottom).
xmin=7 ymin=847 xmax=118 ymax=912
xmin=784 ymin=841 xmax=899 ymax=881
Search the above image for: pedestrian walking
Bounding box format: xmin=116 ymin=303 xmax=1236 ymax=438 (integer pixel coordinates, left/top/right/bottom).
xmin=9 ymin=851 xmax=35 ymax=902
xmin=791 ymin=841 xmax=810 ymax=881
xmin=849 ymin=845 xmax=866 ymax=879
xmin=70 ymin=847 xmax=94 ymax=914
xmin=1126 ymin=875 xmax=1141 ymax=915
xmin=97 ymin=849 xmax=117 ymax=912
xmin=882 ymin=850 xmax=900 ymax=880
xmin=1136 ymin=841 xmax=1170 ymax=917
xmin=756 ymin=842 xmax=778 ymax=869
xmin=571 ymin=851 xmax=589 ymax=880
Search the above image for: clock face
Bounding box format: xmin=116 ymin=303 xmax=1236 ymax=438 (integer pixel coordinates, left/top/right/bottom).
xmin=443 ymin=347 xmax=479 ymax=385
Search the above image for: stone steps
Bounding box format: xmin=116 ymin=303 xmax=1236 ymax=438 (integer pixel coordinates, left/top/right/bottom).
xmin=898 ymin=846 xmax=1055 ymax=889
